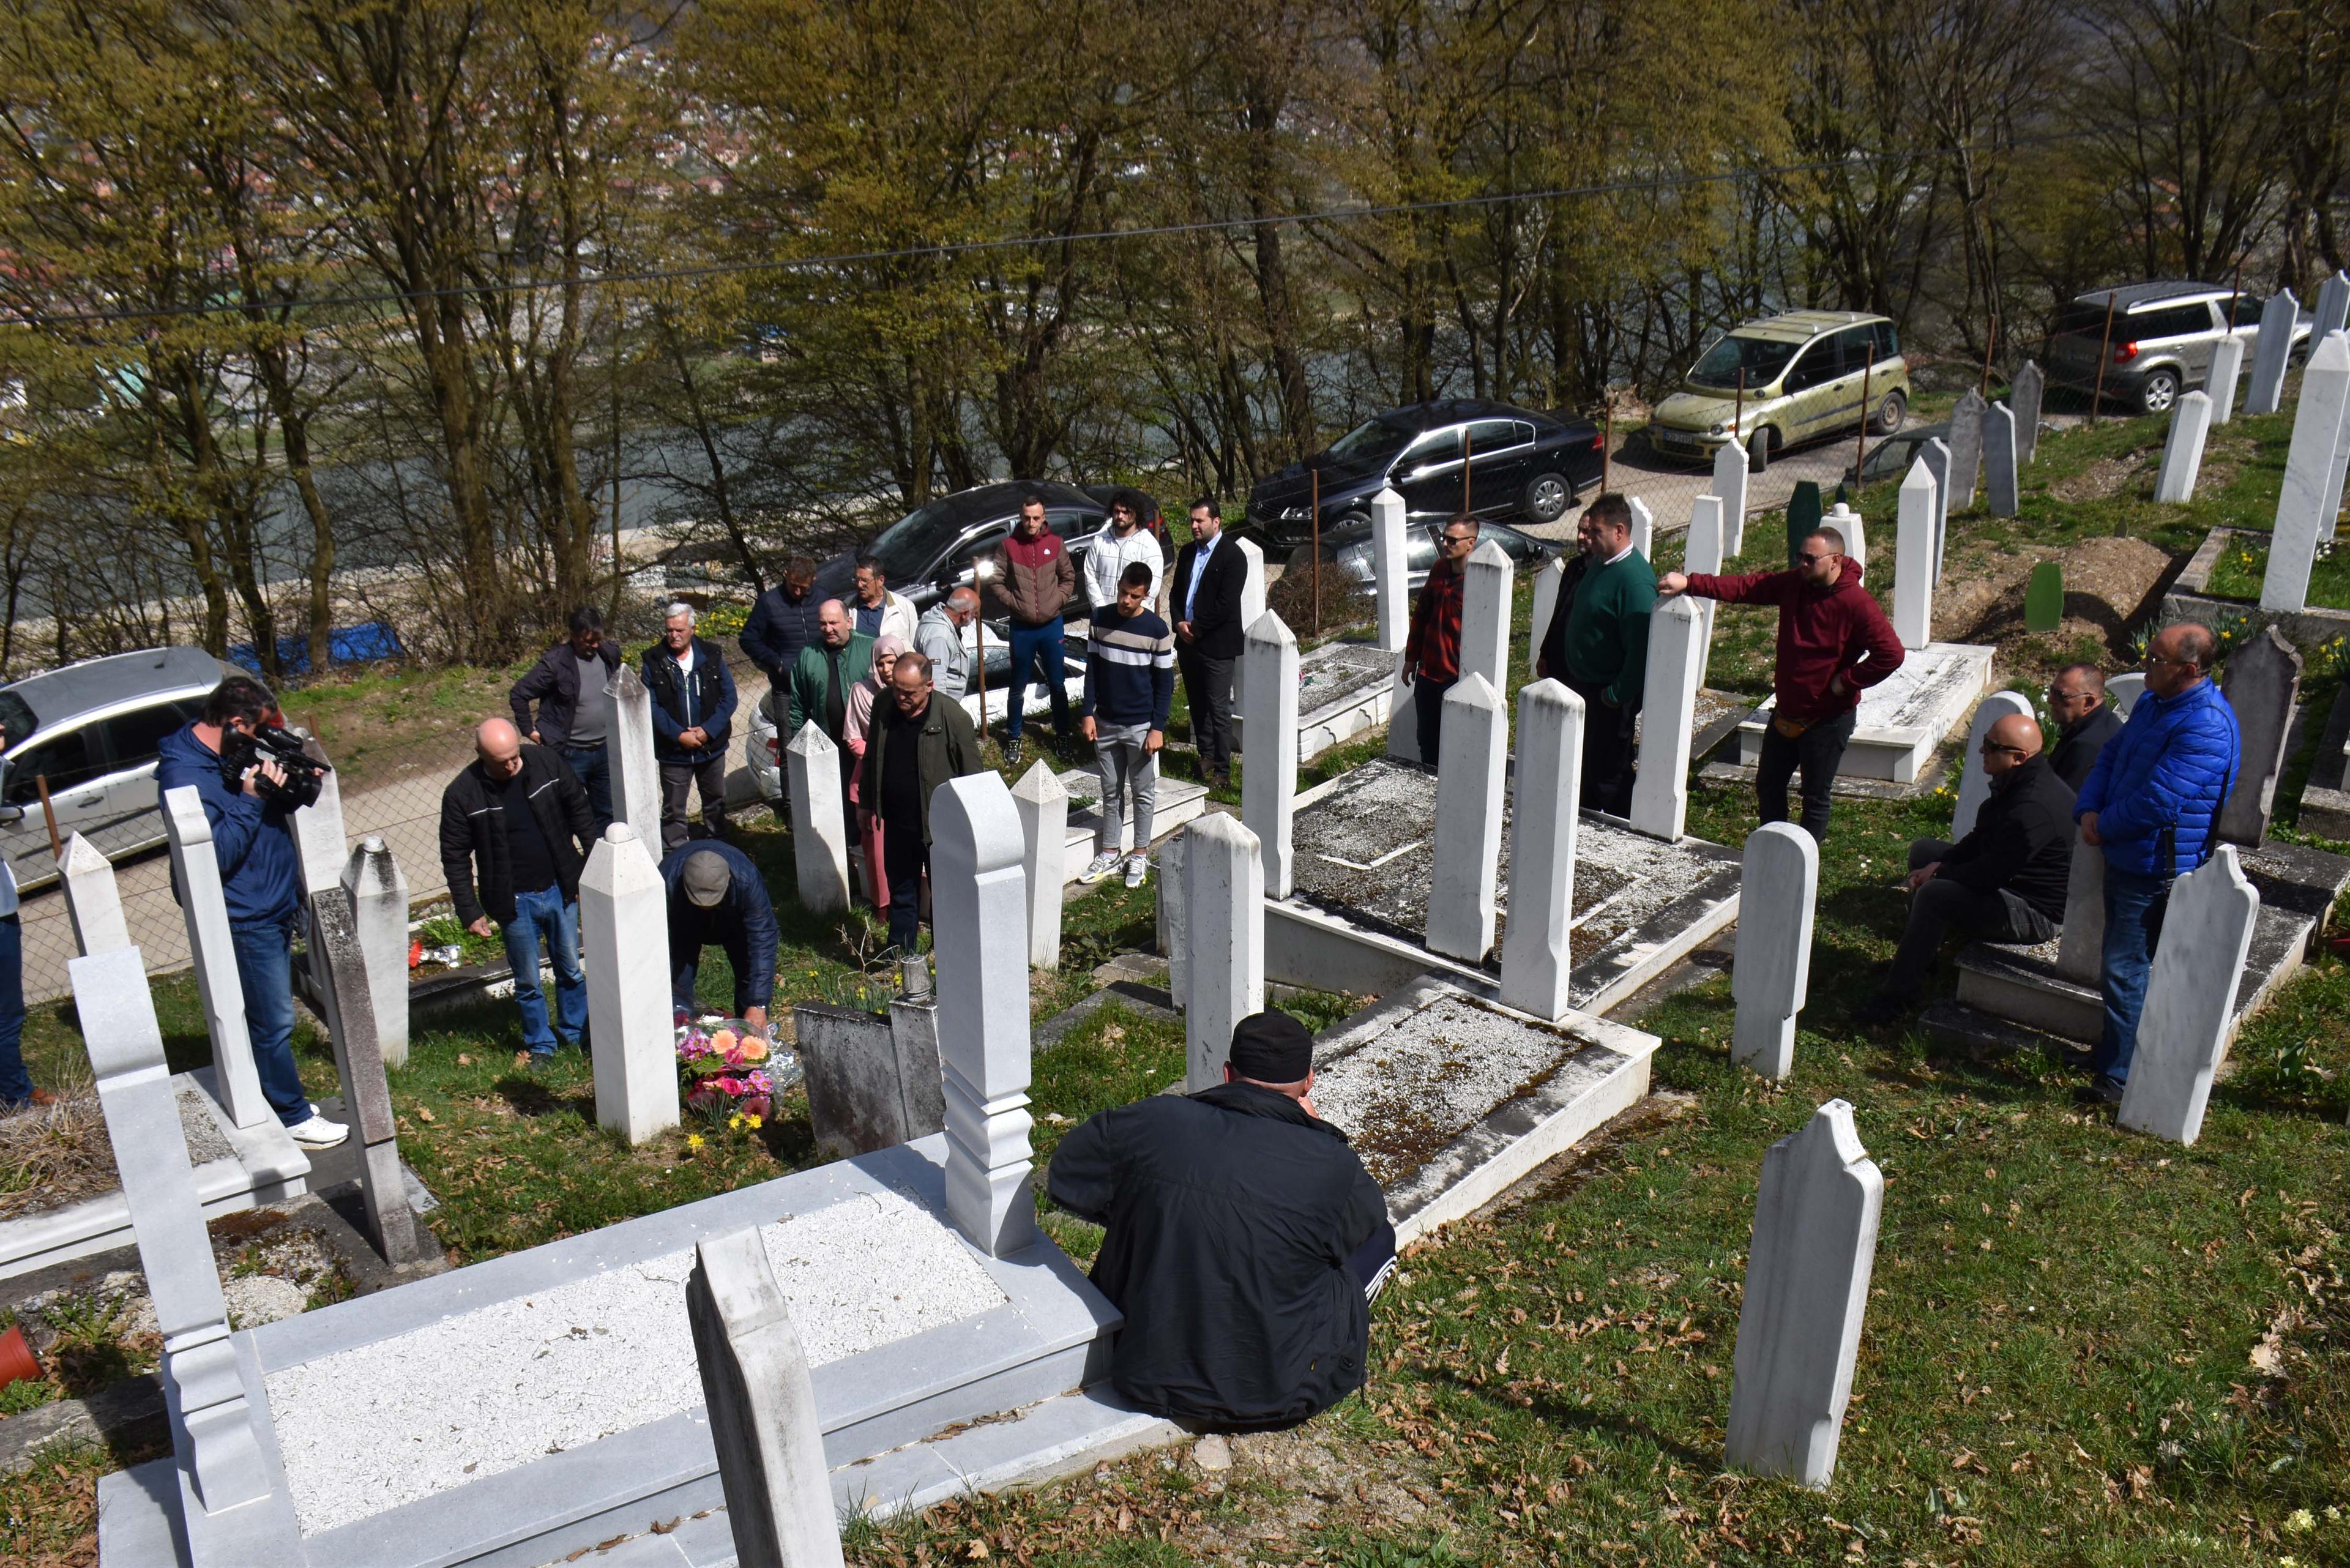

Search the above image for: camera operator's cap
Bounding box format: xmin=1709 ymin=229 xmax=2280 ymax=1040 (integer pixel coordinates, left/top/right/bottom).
xmin=681 ymin=850 xmax=732 ymax=908
xmin=1228 ymin=1010 xmax=1313 ymax=1083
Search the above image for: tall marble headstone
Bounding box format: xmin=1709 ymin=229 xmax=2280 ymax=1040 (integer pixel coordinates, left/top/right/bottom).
xmin=1628 ymin=496 xmax=1655 ymax=562
xmin=1011 ymin=761 xmax=1067 ymax=970
xmin=2316 ymin=271 xmax=2350 ymax=343
xmin=930 ymin=773 xmax=1037 ymax=1257
xmin=2261 ymin=331 xmax=2350 ymax=611
xmin=1951 ymin=692 xmax=2035 ymax=841
xmin=1229 ymin=536 xmax=1268 ymax=716
xmin=2155 ymin=390 xmax=2214 ymax=502
xmin=605 ymin=665 xmax=663 ymax=852
xmin=1241 ymin=610 xmax=1300 ymax=897
xmin=310 ymin=891 xmax=425 ymax=1264
xmin=687 ymin=1229 xmax=849 ymax=1568
xmin=1181 ymin=812 xmax=1264 ymax=1093
xmin=1822 ymin=501 xmax=1866 ymax=570
xmin=1920 ymin=436 xmax=1953 ymax=585
xmin=1724 ymin=1099 xmax=1883 ymax=1490
xmin=1460 ymin=539 xmax=1514 ymax=692
xmin=2207 ymin=333 xmax=2245 ymax=425
xmin=1426 ymin=674 xmax=1506 ymax=963
xmin=2245 ymin=289 xmax=2300 ymax=417
xmin=160 ymin=785 xmax=269 ymax=1130
xmin=580 ymin=823 xmax=681 ymax=1147
xmin=2116 ymin=847 xmax=2259 ymax=1147
xmin=1498 ymin=680 xmax=1583 ymax=1020
xmin=59 ymin=832 xmax=130 ymax=955
xmin=1528 ymin=556 xmax=1564 ymax=690
xmin=1892 ymin=459 xmax=1938 ymax=651
xmin=1384 ymin=651 xmax=1420 ymax=763
xmin=1370 ymin=486 xmax=1409 ymax=654
xmin=785 ymin=723 xmax=851 ymax=916
xmin=2215 ymin=626 xmax=2303 ymax=846
xmin=2011 ymin=360 xmax=2045 ymax=466
xmin=289 ymin=733 xmax=349 ymax=900
xmin=1686 ymin=495 xmax=1725 ymax=687
xmin=1713 ymin=436 xmax=1751 ymax=555
xmin=1629 ymin=597 xmax=1706 ymax=842
xmin=341 ymin=836 xmax=411 ymax=1071
xmin=1731 ymin=823 xmax=1818 ymax=1081
xmin=1982 ymin=401 xmax=2020 ymax=518
xmin=1945 ymin=388 xmax=1986 ymax=513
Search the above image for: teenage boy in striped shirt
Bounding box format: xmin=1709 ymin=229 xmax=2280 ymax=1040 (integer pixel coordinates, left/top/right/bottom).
xmin=1080 ymin=561 xmax=1177 ymax=888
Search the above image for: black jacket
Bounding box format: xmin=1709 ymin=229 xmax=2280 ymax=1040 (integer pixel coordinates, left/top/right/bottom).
xmin=439 ymin=745 xmax=596 ymax=928
xmin=2050 ymin=701 xmax=2124 ymax=794
xmin=1047 ymin=1081 xmax=1387 ymax=1432
xmin=859 ymin=693 xmax=983 ymax=845
xmin=739 ymin=584 xmax=825 ymax=679
xmin=509 ymin=640 xmax=622 ymax=749
xmin=1933 ymin=752 xmax=2075 ymax=922
xmin=1171 ymin=536 xmax=1249 ymax=661
xmin=640 ymin=638 xmax=739 ymax=764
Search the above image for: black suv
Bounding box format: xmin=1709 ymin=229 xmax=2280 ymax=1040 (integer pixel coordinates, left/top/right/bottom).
xmin=1246 ymin=399 xmax=1605 ymax=564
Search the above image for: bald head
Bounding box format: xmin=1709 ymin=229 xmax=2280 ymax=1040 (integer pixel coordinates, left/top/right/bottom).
xmin=1978 ymin=711 xmax=2042 ymax=781
xmin=476 ymin=717 xmax=524 ymax=781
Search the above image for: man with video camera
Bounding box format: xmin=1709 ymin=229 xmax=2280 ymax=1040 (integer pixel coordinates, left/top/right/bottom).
xmin=156 ymin=675 xmax=347 ymax=1148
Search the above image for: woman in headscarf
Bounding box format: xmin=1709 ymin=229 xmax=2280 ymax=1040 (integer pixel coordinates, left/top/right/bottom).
xmin=842 ymin=634 xmax=907 ymax=908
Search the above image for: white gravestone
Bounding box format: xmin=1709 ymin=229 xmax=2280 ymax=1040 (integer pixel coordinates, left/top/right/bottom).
xmin=1460 ymin=539 xmax=1514 ymax=692
xmin=1945 ymin=388 xmax=1986 ymax=512
xmin=2316 ymin=271 xmax=2350 ymax=342
xmin=1725 ymin=1099 xmax=1884 ymax=1490
xmin=1822 ymin=501 xmax=1866 ymax=570
xmin=2106 ymin=670 xmax=2146 ymax=717
xmin=1686 ymin=495 xmax=1726 ymax=687
xmin=1499 ymin=680 xmax=1584 ymax=1020
xmin=2054 ymin=833 xmax=2105 ymax=986
xmin=605 ymin=664 xmax=663 ymax=851
xmin=1951 ymin=692 xmax=2035 ymax=840
xmin=1627 ymin=496 xmax=1655 ymax=562
xmin=70 ymin=946 xmax=304 ymax=1566
xmin=1732 ymin=823 xmax=1818 ymax=1081
xmin=2245 ymin=289 xmax=2299 ymax=417
xmin=1528 ymin=556 xmax=1564 ymax=689
xmin=1370 ymin=486 xmax=1409 ymax=654
xmin=1892 ymin=459 xmax=1938 ymax=651
xmin=1181 ymin=813 xmax=1264 ymax=1092
xmin=2215 ymin=626 xmax=2303 ymax=846
xmin=1982 ymin=401 xmax=2020 ymax=518
xmin=310 ymin=891 xmax=425 ymax=1264
xmin=59 ymin=832 xmax=130 ymax=955
xmin=1629 ymin=597 xmax=1706 ymax=842
xmin=1241 ymin=611 xmax=1300 ymax=897
xmin=785 ymin=722 xmax=852 ymax=916
xmin=160 ymin=785 xmax=269 ymax=1131
xmin=341 ymin=836 xmax=410 ymax=1071
xmin=2155 ymin=390 xmax=2214 ymax=503
xmin=1011 ymin=761 xmax=1067 ymax=971
xmin=2012 ymin=360 xmax=2046 ymax=467
xmin=1920 ymin=437 xmax=1953 ymax=585
xmin=289 ymin=734 xmax=349 ymax=900
xmin=2261 ymin=331 xmax=2350 ymax=611
xmin=930 ymin=773 xmax=1039 ymax=1256
xmin=1713 ymin=436 xmax=1750 ymax=556
xmin=1229 ymin=536 xmax=1269 ymax=718
xmin=2116 ymin=846 xmax=2260 ymax=1148
xmin=2324 ymin=330 xmax=2350 ymax=542
xmin=2207 ymin=333 xmax=2245 ymax=424
xmin=1426 ymin=674 xmax=1507 ymax=964
xmin=580 ymin=823 xmax=680 ymax=1147
xmin=686 ymin=1228 xmax=848 ymax=1568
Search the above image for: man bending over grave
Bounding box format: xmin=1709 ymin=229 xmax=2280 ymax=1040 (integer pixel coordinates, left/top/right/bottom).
xmin=1535 ymin=492 xmax=1655 ymax=815
xmin=2072 ymin=623 xmax=2240 ymax=1106
xmin=1047 ymin=1011 xmax=1395 ymax=1433
xmin=2046 ymin=663 xmax=2123 ymax=793
xmin=660 ymin=841 xmax=778 ymax=1036
xmin=1658 ymin=525 xmax=1903 ymax=842
xmin=1856 ymin=713 xmax=2073 ymax=1028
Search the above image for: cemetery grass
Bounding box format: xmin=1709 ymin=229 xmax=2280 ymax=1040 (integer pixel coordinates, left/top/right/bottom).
xmin=2206 ymin=536 xmax=2350 ymax=610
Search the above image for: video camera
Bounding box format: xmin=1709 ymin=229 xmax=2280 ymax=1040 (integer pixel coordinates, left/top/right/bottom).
xmin=220 ymin=723 xmax=330 ymax=812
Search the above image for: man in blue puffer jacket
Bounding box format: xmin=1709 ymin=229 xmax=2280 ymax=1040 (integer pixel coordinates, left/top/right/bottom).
xmin=2072 ymin=624 xmax=2240 ymax=1103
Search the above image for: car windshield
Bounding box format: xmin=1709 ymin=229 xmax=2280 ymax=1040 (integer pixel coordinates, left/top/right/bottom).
xmin=1325 ymin=419 xmax=1414 ymax=467
xmin=864 ymin=496 xmax=968 ymax=583
xmin=1687 ymin=334 xmax=1801 ymax=389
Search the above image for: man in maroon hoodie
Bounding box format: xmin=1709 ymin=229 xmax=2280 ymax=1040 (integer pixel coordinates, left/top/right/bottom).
xmin=1658 ymin=525 xmax=1903 ymax=841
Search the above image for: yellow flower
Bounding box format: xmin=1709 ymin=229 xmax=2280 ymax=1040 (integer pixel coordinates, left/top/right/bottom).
xmin=744 ymin=1113 xmax=764 ymax=1130
xmin=686 ymin=1133 xmax=705 ymax=1151
xmin=2287 ymin=1510 xmax=2316 ymax=1534
xmin=728 ymin=1113 xmax=743 ymax=1130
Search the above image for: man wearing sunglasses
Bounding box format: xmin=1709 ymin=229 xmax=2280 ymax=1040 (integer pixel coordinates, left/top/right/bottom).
xmin=1399 ymin=517 xmax=1480 ymax=765
xmin=1856 ymin=712 xmax=2073 ymax=1028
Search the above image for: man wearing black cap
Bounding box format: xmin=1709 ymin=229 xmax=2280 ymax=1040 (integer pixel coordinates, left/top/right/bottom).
xmin=1046 ymin=1012 xmax=1395 ymax=1433
xmin=658 ymin=840 xmax=778 ymax=1034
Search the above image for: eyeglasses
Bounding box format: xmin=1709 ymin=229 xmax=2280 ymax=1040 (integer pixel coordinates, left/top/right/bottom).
xmin=1798 ymin=551 xmax=1839 ymax=565
xmin=1443 ymin=532 xmax=1476 ymax=545
xmin=1979 ymin=739 xmax=2027 ymax=755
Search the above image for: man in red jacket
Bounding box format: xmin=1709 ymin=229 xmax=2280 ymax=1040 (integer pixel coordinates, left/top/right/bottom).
xmin=1658 ymin=525 xmax=1903 ymax=841
xmin=1399 ymin=517 xmax=1477 ymax=766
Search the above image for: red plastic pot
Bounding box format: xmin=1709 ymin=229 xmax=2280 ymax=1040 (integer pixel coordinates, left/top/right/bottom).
xmin=0 ymin=1324 xmax=40 ymax=1392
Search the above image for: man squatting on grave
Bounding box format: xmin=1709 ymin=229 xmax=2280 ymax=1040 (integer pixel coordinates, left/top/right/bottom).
xmin=2072 ymin=622 xmax=2240 ymax=1107
xmin=1079 ymin=559 xmax=1176 ymax=890
xmin=1535 ymin=492 xmax=1655 ymax=817
xmin=156 ymin=676 xmax=349 ymax=1148
xmin=1398 ymin=516 xmax=1479 ymax=766
xmin=1856 ymin=713 xmax=2073 ymax=1028
xmin=441 ymin=719 xmax=599 ymax=1060
xmin=1658 ymin=524 xmax=1903 ymax=842
xmin=1048 ymin=1012 xmax=1397 ymax=1433
xmin=662 ymin=840 xmax=778 ymax=1036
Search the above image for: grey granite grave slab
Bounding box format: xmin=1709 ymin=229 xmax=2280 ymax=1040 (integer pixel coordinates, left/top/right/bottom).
xmin=2012 ymin=360 xmax=2045 ymax=466
xmin=1946 ymin=389 xmax=1986 ymax=512
xmin=1309 ymin=978 xmax=1659 ymax=1244
xmin=2216 ymin=626 xmax=2303 ymax=845
xmin=2296 ymin=670 xmax=2350 ymax=839
xmin=795 ymin=1002 xmax=946 ymax=1160
xmin=1733 ymin=643 xmax=1993 ymax=783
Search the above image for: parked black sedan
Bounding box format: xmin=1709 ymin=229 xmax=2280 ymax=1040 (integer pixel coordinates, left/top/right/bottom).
xmin=1246 ymin=398 xmax=1605 ymax=565
xmin=811 ymin=480 xmax=1114 ymax=613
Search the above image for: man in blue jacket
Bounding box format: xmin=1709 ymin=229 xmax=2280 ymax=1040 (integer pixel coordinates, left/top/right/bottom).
xmin=643 ymin=602 xmax=739 ymax=852
xmin=661 ymin=841 xmax=777 ymax=1034
xmin=2072 ymin=624 xmax=2240 ymax=1104
xmin=155 ymin=677 xmax=346 ymax=1148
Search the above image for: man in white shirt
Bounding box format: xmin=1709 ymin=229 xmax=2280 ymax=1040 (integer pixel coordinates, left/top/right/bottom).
xmin=1084 ymin=490 xmax=1164 ymax=617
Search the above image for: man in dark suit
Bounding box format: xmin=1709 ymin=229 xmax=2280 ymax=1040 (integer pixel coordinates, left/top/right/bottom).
xmin=1171 ymin=498 xmax=1247 ymax=791
xmin=2046 ymin=664 xmax=2124 ymax=793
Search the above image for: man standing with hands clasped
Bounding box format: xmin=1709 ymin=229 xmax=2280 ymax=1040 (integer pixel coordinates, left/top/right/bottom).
xmin=1171 ymin=498 xmax=1246 ymax=791
xmin=1535 ymin=493 xmax=1654 ymax=815
xmin=987 ymin=490 xmax=1078 ymax=767
xmin=1399 ymin=517 xmax=1478 ymax=766
xmin=1080 ymin=561 xmax=1176 ymax=888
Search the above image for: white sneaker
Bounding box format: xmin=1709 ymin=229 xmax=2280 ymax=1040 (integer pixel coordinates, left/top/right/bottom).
xmin=1124 ymin=854 xmax=1150 ymax=888
xmin=1080 ymin=851 xmax=1122 ymax=884
xmin=288 ymin=1114 xmax=350 ymax=1149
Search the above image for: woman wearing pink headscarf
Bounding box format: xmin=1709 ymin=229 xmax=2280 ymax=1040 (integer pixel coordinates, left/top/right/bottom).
xmin=843 ymin=635 xmax=907 ymax=908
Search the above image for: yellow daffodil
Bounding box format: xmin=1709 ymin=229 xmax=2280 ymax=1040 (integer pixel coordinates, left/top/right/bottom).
xmin=686 ymin=1133 xmax=705 ymax=1151
xmin=744 ymin=1113 xmax=764 ymax=1130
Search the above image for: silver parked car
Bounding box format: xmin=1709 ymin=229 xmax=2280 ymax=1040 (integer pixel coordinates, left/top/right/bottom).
xmin=2046 ymin=282 xmax=2311 ymax=415
xmin=0 ymin=647 xmax=234 ymax=892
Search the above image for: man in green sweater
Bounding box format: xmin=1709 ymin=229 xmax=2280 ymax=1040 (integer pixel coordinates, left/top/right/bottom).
xmin=1535 ymin=493 xmax=1656 ymax=816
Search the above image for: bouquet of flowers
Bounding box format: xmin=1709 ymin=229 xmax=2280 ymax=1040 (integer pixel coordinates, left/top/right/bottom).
xmin=676 ymin=1015 xmax=803 ymax=1124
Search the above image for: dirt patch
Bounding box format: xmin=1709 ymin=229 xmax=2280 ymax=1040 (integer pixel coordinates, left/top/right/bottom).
xmin=1937 ymin=534 xmax=2173 ymax=664
xmin=2048 ymin=449 xmax=2156 ymax=503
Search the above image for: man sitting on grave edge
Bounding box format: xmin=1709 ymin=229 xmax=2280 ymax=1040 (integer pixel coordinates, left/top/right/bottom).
xmin=1046 ymin=1012 xmax=1395 ymax=1434
xmin=2046 ymin=663 xmax=2123 ymax=794
xmin=1535 ymin=491 xmax=1656 ymax=816
xmin=660 ymin=840 xmax=778 ymax=1037
xmin=1856 ymin=713 xmax=2073 ymax=1028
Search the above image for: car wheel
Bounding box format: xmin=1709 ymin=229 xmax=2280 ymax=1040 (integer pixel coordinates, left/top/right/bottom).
xmin=1521 ymin=471 xmax=1572 ymax=524
xmin=2288 ymin=340 xmax=2310 ymax=370
xmin=1871 ymin=389 xmax=1907 ymax=435
xmin=2138 ymin=369 xmax=2179 ymax=415
xmin=1749 ymin=426 xmax=1781 ymax=473
xmin=1285 ymin=542 xmax=1338 ymax=572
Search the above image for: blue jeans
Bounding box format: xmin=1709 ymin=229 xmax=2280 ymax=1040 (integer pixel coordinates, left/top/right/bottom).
xmin=1003 ymin=618 xmax=1069 ymax=742
xmin=229 ymin=916 xmax=317 ymax=1127
xmin=502 ymin=886 xmax=587 ymax=1055
xmin=2094 ymin=865 xmax=2174 ymax=1085
xmin=560 ymin=745 xmax=614 ymax=837
xmin=0 ymin=915 xmax=28 ymax=1105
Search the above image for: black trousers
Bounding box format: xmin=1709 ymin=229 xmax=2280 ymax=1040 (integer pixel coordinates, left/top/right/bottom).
xmin=659 ymin=756 xmax=729 ymax=851
xmin=1754 ymin=707 xmax=1857 ymax=842
xmin=1412 ymin=674 xmax=1457 ymax=766
xmin=1564 ymin=675 xmax=1638 ymax=816
xmin=1881 ymin=837 xmax=2057 ymax=1000
xmin=884 ymin=817 xmax=928 ymax=952
xmin=1179 ymin=646 xmax=1237 ymax=773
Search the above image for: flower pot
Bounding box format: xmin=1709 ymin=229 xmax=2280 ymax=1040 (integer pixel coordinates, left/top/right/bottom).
xmin=0 ymin=1324 xmax=41 ymax=1392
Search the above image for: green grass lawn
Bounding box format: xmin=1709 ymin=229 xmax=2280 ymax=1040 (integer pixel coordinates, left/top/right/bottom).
xmin=2206 ymin=534 xmax=2350 ymax=610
